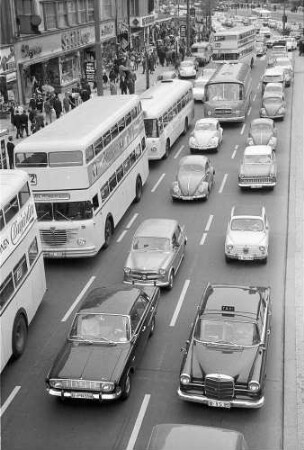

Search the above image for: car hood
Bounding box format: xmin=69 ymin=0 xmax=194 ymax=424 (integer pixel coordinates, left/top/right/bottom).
xmin=177 ymin=172 xmax=205 ymax=195
xmin=190 ymin=341 xmax=259 ymax=383
xmin=263 ymin=99 xmax=283 ymax=114
xmin=126 ymin=251 xmax=172 ymax=271
xmin=49 ymin=341 xmax=129 ymax=382
xmin=240 ymin=163 xmax=272 ymax=176
xmin=192 ymin=130 xmax=216 ymax=143
xmin=227 ymin=230 xmax=266 ymax=246
xmin=250 ymin=130 xmax=273 ymax=145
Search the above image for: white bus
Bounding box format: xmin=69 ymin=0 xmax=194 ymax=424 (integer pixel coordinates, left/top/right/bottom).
xmin=0 ymin=170 xmax=46 ymax=372
xmin=14 ymin=96 xmax=149 ymax=258
xmin=0 ymin=129 xmax=10 ymax=169
xmin=140 ymin=79 xmax=194 ymax=160
xmin=212 ymin=26 xmax=256 ymax=68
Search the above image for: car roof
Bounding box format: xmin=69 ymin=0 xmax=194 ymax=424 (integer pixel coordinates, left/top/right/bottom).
xmin=244 ymin=145 xmax=272 ymax=156
xmin=232 ymin=204 xmax=264 ymax=218
xmin=78 ymin=285 xmax=143 ymax=315
xmin=147 ymin=424 xmax=248 ymax=450
xmin=264 ymin=67 xmax=284 ymax=75
xmin=263 ymin=91 xmax=284 ymax=99
xmin=195 ymin=118 xmax=218 ymax=125
xmin=180 ymin=155 xmax=208 ymax=166
xmin=250 ymin=118 xmax=273 ymax=127
xmin=134 ymin=219 xmax=179 ymax=238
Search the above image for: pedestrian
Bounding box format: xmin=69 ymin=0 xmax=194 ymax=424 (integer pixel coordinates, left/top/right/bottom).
xmin=109 ymin=68 xmax=117 ymax=83
xmin=36 ymin=95 xmax=44 ymax=112
xmin=110 ymin=80 xmax=117 ymax=95
xmin=135 ymin=52 xmax=141 ymax=71
xmin=142 ymin=56 xmax=146 ymax=74
xmin=44 ymin=97 xmax=53 ymax=125
xmin=29 ymin=108 xmax=37 ymax=133
xmin=63 ymin=92 xmax=70 ymax=113
xmin=20 ymin=110 xmax=29 ymax=137
xmin=35 ymin=110 xmax=45 ymax=131
xmin=53 ymin=94 xmax=62 ymax=118
xmin=69 ymin=92 xmax=76 ymax=109
xmin=80 ymin=86 xmax=90 ymax=102
xmin=103 ymin=71 xmax=108 ymax=87
xmin=13 ymin=111 xmax=23 ymax=139
xmin=6 ymin=136 xmax=15 ymax=168
xmin=127 ymin=75 xmax=135 ymax=94
xmin=120 ymin=75 xmax=128 ymax=95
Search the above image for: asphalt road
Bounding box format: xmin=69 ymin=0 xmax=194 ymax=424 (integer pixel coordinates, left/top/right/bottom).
xmin=1 ymin=54 xmax=296 ymax=450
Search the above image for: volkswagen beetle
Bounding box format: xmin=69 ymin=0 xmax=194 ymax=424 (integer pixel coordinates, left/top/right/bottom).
xmin=247 ymin=118 xmax=277 ymax=150
xmin=189 ymin=118 xmax=223 ymax=152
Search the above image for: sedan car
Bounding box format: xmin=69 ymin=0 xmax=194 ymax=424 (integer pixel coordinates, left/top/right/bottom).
xmin=189 ymin=118 xmax=223 ymax=152
xmin=225 ymin=205 xmax=269 ymax=263
xmin=261 ymin=67 xmax=285 ymax=93
xmin=260 ymin=92 xmax=286 ymax=120
xmin=274 ymin=57 xmax=293 ymax=86
xmin=123 ymin=219 xmax=187 ymax=289
xmin=157 ymin=70 xmax=177 ymax=81
xmin=247 ymin=118 xmax=277 ymax=149
xmin=238 ymin=145 xmax=277 ymax=190
xmin=256 ymin=41 xmax=267 ymax=56
xmin=178 ymin=60 xmax=197 ymax=79
xmin=46 ymin=284 xmax=160 ymax=402
xmin=171 ymin=155 xmax=215 ymax=201
xmin=178 ymin=283 xmax=271 ymax=409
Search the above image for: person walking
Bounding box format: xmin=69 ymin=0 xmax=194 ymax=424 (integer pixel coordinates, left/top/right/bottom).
xmin=63 ymin=93 xmax=70 ymax=113
xmin=6 ymin=136 xmax=15 ymax=168
xmin=20 ymin=110 xmax=29 ymax=137
xmin=44 ymin=97 xmax=53 ymax=125
xmin=13 ymin=111 xmax=23 ymax=139
xmin=35 ymin=110 xmax=45 ymax=131
xmin=120 ymin=75 xmax=128 ymax=95
xmin=110 ymin=80 xmax=117 ymax=95
xmin=29 ymin=108 xmax=37 ymax=133
xmin=53 ymin=94 xmax=62 ymax=118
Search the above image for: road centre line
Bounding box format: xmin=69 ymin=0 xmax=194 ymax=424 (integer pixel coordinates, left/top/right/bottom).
xmin=240 ymin=124 xmax=246 ymax=135
xmin=170 ymin=279 xmax=190 ymax=327
xmin=205 ymin=214 xmax=214 ymax=232
xmin=200 ymin=232 xmax=207 ymax=246
xmin=126 ymin=394 xmax=151 ymax=450
xmin=0 ymin=386 xmax=21 ymax=417
xmin=253 ymin=94 xmax=256 ymax=101
xmin=232 ymin=144 xmax=238 ymax=159
xmin=174 ymin=144 xmax=184 ymax=159
xmin=126 ymin=213 xmax=139 ymax=229
xmin=248 ymin=106 xmax=252 ymax=116
xmin=117 ymin=230 xmax=127 ymax=243
xmin=151 ymin=173 xmax=166 ymax=193
xmin=61 ymin=276 xmax=96 ymax=322
xmin=218 ymin=174 xmax=228 ymax=194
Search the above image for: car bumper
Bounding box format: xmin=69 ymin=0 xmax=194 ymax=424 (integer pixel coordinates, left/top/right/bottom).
xmin=43 ymin=246 xmax=98 ymax=258
xmin=213 ymin=115 xmax=246 ymax=123
xmin=177 ymin=388 xmax=264 ymax=409
xmin=225 ymin=252 xmax=267 ymax=261
xmin=260 ymin=112 xmax=285 ymax=119
xmin=47 ymin=388 xmax=122 ymax=401
xmin=124 ymin=278 xmax=169 ymax=287
xmin=238 ymin=181 xmax=276 ymax=188
xmin=190 ymin=144 xmax=218 ymax=151
xmin=171 ymin=192 xmax=208 ymax=200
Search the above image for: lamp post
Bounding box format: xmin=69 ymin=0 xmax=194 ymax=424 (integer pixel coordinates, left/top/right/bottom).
xmin=94 ymin=0 xmax=103 ymax=95
xmin=186 ymin=0 xmax=190 ymax=55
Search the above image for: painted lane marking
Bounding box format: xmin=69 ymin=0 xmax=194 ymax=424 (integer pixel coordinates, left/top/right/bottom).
xmin=240 ymin=124 xmax=246 ymax=135
xmin=61 ymin=276 xmax=96 ymax=322
xmin=218 ymin=174 xmax=228 ymax=194
xmin=200 ymin=232 xmax=207 ymax=246
xmin=232 ymin=144 xmax=238 ymax=159
xmin=174 ymin=144 xmax=185 ymax=159
xmin=117 ymin=230 xmax=127 ymax=243
xmin=126 ymin=394 xmax=151 ymax=450
xmin=205 ymin=214 xmax=214 ymax=232
xmin=126 ymin=213 xmax=139 ymax=229
xmin=151 ymin=173 xmax=166 ymax=193
xmin=257 ymin=82 xmax=261 ymax=89
xmin=253 ymin=94 xmax=256 ymax=102
xmin=170 ymin=279 xmax=190 ymax=327
xmin=248 ymin=106 xmax=252 ymax=116
xmin=0 ymin=386 xmax=21 ymax=417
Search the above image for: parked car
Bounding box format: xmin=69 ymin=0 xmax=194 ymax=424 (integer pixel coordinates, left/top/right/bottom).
xmin=247 ymin=118 xmax=277 ymax=149
xmin=46 ymin=284 xmax=160 ymax=402
xmin=284 ymin=36 xmax=297 ymax=51
xmin=225 ymin=205 xmax=269 ymax=263
xmin=178 ymin=283 xmax=272 ymax=408
xmin=238 ymin=145 xmax=277 ymax=190
xmin=274 ymin=57 xmax=293 ymax=86
xmin=123 ymin=219 xmax=187 ymax=289
xmin=147 ymin=424 xmax=249 ymax=450
xmin=260 ymin=92 xmax=286 ymax=120
xmin=157 ymin=70 xmax=177 ymax=81
xmin=171 ymin=155 xmax=215 ymax=201
xmin=178 ymin=60 xmax=197 ymax=79
xmin=193 ymin=69 xmax=216 ymax=102
xmin=189 ymin=118 xmax=223 ymax=152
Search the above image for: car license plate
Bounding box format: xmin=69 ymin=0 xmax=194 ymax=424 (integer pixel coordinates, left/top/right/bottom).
xmin=239 ymin=255 xmax=253 ymax=260
xmin=208 ymin=400 xmax=231 ymax=408
xmin=251 ymin=185 xmax=262 ymax=189
xmin=71 ymin=392 xmax=94 ymax=399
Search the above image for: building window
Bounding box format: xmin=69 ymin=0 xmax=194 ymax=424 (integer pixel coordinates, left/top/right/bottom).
xmin=67 ymin=0 xmax=77 ymax=25
xmin=78 ymin=0 xmax=87 ymax=23
xmin=15 ymin=0 xmax=36 ymax=34
xmin=44 ymin=2 xmax=57 ymax=30
xmin=102 ymin=0 xmax=113 ymax=19
xmin=87 ymin=0 xmax=94 ymax=21
xmin=56 ymin=1 xmax=68 ymax=28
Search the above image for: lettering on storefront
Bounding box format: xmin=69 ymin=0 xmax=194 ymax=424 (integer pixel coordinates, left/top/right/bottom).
xmin=61 ymin=30 xmax=91 ymax=51
xmin=21 ymin=44 xmax=42 ymax=59
xmin=141 ymin=15 xmax=155 ymax=27
xmin=11 ymin=203 xmax=35 ymax=245
xmin=100 ymin=22 xmax=115 ymax=37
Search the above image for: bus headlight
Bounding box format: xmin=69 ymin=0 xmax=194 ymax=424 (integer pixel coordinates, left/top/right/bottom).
xmin=77 ymin=238 xmax=86 ymax=246
xmin=249 ymin=380 xmax=260 ymax=392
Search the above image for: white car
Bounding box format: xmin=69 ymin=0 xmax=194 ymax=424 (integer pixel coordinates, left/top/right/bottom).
xmin=225 ymin=205 xmax=269 ymax=264
xmin=238 ymin=145 xmax=277 ymax=190
xmin=178 ymin=61 xmax=197 ymax=79
xmin=284 ymin=37 xmax=297 ymax=51
xmin=192 ymin=69 xmax=216 ymax=102
xmin=274 ymin=57 xmax=293 ymax=86
xmin=189 ymin=118 xmax=223 ymax=152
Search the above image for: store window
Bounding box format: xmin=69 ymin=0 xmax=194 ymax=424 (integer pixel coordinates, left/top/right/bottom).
xmin=61 ymin=55 xmax=79 ymax=86
xmin=44 ymin=2 xmax=57 ymax=29
xmin=67 ymin=0 xmax=77 ymax=25
xmin=102 ymin=0 xmax=113 ymax=19
xmin=56 ymin=1 xmax=68 ymax=28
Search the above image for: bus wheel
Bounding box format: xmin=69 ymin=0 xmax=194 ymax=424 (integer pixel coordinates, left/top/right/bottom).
xmin=134 ymin=176 xmax=142 ymax=203
xmin=183 ymin=118 xmax=189 ymax=135
xmin=12 ymin=313 xmax=28 ymax=359
xmin=103 ymin=217 xmax=113 ymax=249
xmin=163 ymin=140 xmax=170 ymax=159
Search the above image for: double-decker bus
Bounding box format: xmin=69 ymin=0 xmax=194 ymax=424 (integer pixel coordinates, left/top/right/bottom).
xmin=140 ymin=79 xmax=194 ymax=160
xmin=212 ymin=26 xmax=256 ymax=68
xmin=204 ymin=62 xmax=252 ymax=123
xmin=14 ymin=96 xmax=148 ymax=258
xmin=0 ymin=170 xmax=46 ymax=372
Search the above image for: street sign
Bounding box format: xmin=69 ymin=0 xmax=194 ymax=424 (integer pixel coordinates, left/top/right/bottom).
xmin=180 ymin=24 xmax=186 ymax=37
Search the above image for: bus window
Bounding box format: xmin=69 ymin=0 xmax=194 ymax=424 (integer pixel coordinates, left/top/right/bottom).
xmin=4 ymin=196 xmax=19 ymax=224
xmin=86 ymin=145 xmax=94 ymax=163
xmin=0 ymin=274 xmax=14 ymax=309
xmin=109 ymin=173 xmax=117 ymax=191
xmin=13 ymin=255 xmax=28 ymax=287
xmin=103 ymin=131 xmax=112 ymax=147
xmin=54 ymin=201 xmax=93 ymax=221
xmin=118 ymin=118 xmax=125 ymax=133
xmin=126 ymin=112 xmax=132 ymax=126
xmin=135 ymin=144 xmax=141 ymax=159
xmin=111 ymin=124 xmax=119 ymax=140
xmin=162 ymin=112 xmax=169 ymax=128
xmin=0 ymin=210 xmax=4 ymax=231
xmin=36 ymin=203 xmax=52 ymax=221
xmin=15 ymin=152 xmax=48 ymax=167
xmin=144 ymin=119 xmax=159 ymax=138
xmin=101 ymin=182 xmax=110 ymax=201
xmin=141 ymin=137 xmax=146 ymax=150
xmin=94 ymin=137 xmax=103 ymax=155
xmin=116 ymin=165 xmax=124 ymax=182
xmin=18 ymin=182 xmax=31 ymax=207
xmin=28 ymin=237 xmax=39 ymax=266
xmin=49 ymin=151 xmax=83 ymax=167
xmin=92 ymin=194 xmax=99 ymax=210
xmin=130 ymin=150 xmax=136 ymax=166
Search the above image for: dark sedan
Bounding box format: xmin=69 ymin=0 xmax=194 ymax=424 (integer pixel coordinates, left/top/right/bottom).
xmin=178 ymin=284 xmax=271 ymax=409
xmin=46 ymin=284 xmax=160 ymax=402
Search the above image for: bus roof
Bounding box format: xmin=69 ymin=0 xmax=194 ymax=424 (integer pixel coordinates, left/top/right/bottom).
xmin=140 ymin=79 xmax=192 ymax=118
xmin=14 ymin=95 xmax=140 ymax=153
xmin=207 ymin=63 xmax=250 ymax=85
xmin=213 ymin=25 xmax=255 ymax=37
xmin=0 ymin=169 xmax=29 ymax=207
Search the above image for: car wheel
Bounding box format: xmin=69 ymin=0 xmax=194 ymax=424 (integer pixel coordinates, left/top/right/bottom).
xmin=12 ymin=313 xmax=28 ymax=358
xmin=103 ymin=217 xmax=113 ymax=249
xmin=225 ymin=255 xmax=231 ymax=264
xmin=121 ymin=374 xmax=131 ymax=400
xmin=163 ymin=139 xmax=170 ymax=159
xmin=183 ymin=118 xmax=189 ymax=135
xmin=149 ymin=316 xmax=156 ymax=337
xmin=134 ymin=176 xmax=142 ymax=203
xmin=167 ymin=271 xmax=174 ymax=290
xmin=261 ymin=256 xmax=268 ymax=265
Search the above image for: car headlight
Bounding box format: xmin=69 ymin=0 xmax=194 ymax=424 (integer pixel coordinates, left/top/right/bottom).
xmin=49 ymin=379 xmax=63 ymax=389
xmin=172 ymin=182 xmax=181 ymax=194
xmin=197 ymin=182 xmax=207 ymax=193
xmin=151 ymin=145 xmax=157 ymax=152
xmin=268 ymin=137 xmax=276 ymax=146
xmin=248 ymin=138 xmax=254 ymax=145
xmin=235 ymin=110 xmax=241 ymax=116
xmin=209 ymin=137 xmax=218 ymax=146
xmin=278 ymin=107 xmax=285 ymax=114
xmin=260 ymin=108 xmax=266 ymax=115
xmin=77 ymin=238 xmax=86 ymax=246
xmin=259 ymin=245 xmax=266 ymax=252
xmin=207 ymin=111 xmax=212 ymax=116
xmin=226 ymin=244 xmax=234 ymax=251
xmin=180 ymin=374 xmax=191 ymax=385
xmin=124 ymin=267 xmax=131 ymax=274
xmin=159 ymin=268 xmax=166 ymax=276
xmin=249 ymin=380 xmax=260 ymax=392
xmin=189 ymin=137 xmax=196 ymax=145
xmin=101 ymin=382 xmax=115 ymax=392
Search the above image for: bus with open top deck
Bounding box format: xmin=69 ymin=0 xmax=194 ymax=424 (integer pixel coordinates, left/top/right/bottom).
xmin=14 ymin=95 xmax=148 ymax=258
xmin=140 ymin=79 xmax=194 ymax=160
xmin=0 ymin=169 xmax=46 ymax=372
xmin=204 ymin=62 xmax=252 ymax=123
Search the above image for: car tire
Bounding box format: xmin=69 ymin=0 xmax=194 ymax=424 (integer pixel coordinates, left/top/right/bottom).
xmin=149 ymin=316 xmax=156 ymax=338
xmin=261 ymin=256 xmax=268 ymax=265
xmin=167 ymin=271 xmax=174 ymax=290
xmin=103 ymin=217 xmax=113 ymax=249
xmin=121 ymin=374 xmax=131 ymax=401
xmin=163 ymin=139 xmax=170 ymax=159
xmin=12 ymin=313 xmax=28 ymax=359
xmin=134 ymin=176 xmax=142 ymax=203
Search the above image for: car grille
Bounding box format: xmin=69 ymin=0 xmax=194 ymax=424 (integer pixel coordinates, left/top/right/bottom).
xmin=240 ymin=176 xmax=274 ymax=184
xmin=40 ymin=228 xmax=78 ymax=246
xmin=205 ymin=374 xmax=234 ymax=400
xmin=60 ymin=379 xmax=102 ymax=390
xmin=215 ymin=108 xmax=232 ymax=115
xmin=130 ymin=270 xmax=160 ymax=281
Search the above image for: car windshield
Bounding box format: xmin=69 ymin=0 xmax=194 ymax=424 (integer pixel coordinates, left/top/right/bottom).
xmin=180 ymin=163 xmax=205 ymax=174
xmin=244 ymin=154 xmax=272 ymax=164
xmin=70 ymin=313 xmax=129 ymax=343
xmin=195 ymin=122 xmax=216 ymax=131
xmin=132 ymin=236 xmax=170 ymax=251
xmin=206 ymin=83 xmax=243 ymax=101
xmin=195 ymin=318 xmax=260 ymax=346
xmin=181 ymin=61 xmax=194 ymax=67
xmin=231 ymin=218 xmax=264 ymax=232
xmin=263 ymin=96 xmax=282 ymax=104
xmin=264 ymin=75 xmax=283 ymax=83
xmin=265 ymin=86 xmax=282 ymax=94
xmin=251 ymin=124 xmax=272 ymax=133
xmin=193 ymin=81 xmax=206 ymax=89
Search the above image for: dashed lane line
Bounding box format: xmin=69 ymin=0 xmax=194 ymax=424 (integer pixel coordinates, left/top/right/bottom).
xmin=205 ymin=214 xmax=214 ymax=232
xmin=174 ymin=144 xmax=185 ymax=159
xmin=240 ymin=123 xmax=246 ymax=135
xmin=232 ymin=144 xmax=239 ymax=159
xmin=0 ymin=386 xmax=21 ymax=417
xmin=126 ymin=394 xmax=151 ymax=450
xmin=151 ymin=173 xmax=166 ymax=193
xmin=61 ymin=276 xmax=96 ymax=322
xmin=117 ymin=230 xmax=128 ymax=243
xmin=126 ymin=213 xmax=139 ymax=229
xmin=200 ymin=232 xmax=207 ymax=246
xmin=218 ymin=174 xmax=228 ymax=194
xmin=169 ymin=279 xmax=190 ymax=327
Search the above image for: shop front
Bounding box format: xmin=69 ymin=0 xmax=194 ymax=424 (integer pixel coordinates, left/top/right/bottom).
xmin=14 ymin=20 xmax=115 ymax=105
xmin=0 ymin=46 xmax=18 ymax=115
xmin=130 ymin=14 xmax=155 ymax=51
